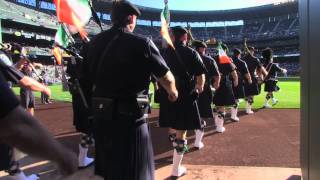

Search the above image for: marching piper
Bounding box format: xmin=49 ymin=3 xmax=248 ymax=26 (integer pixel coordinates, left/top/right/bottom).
xmin=231 ymin=48 xmax=252 ymax=121
xmin=159 ymin=26 xmax=206 ymax=177
xmin=262 ymin=48 xmax=287 ymax=108
xmin=193 ymin=40 xmax=220 ymax=148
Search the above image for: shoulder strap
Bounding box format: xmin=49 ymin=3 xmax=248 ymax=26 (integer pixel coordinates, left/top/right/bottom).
xmin=264 ymin=63 xmax=274 ymax=80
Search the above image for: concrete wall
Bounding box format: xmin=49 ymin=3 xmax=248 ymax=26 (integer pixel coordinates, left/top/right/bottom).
xmin=300 ymin=0 xmax=320 ymax=179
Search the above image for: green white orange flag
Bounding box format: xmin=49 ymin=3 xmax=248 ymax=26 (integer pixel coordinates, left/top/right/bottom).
xmin=217 ymin=44 xmax=232 ymax=64
xmin=55 ymin=25 xmax=70 ymax=48
xmin=54 ymin=0 xmax=91 ymax=39
xmin=53 ymin=25 xmax=71 ymax=65
xmin=160 ymin=1 xmax=174 ymax=49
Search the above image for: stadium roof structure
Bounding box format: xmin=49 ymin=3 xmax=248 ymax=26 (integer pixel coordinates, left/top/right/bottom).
xmin=92 ymin=0 xmax=298 ymax=22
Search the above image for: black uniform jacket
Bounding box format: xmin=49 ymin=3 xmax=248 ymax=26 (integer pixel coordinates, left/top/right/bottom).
xmin=198 ymin=54 xmax=219 ymax=118
xmin=80 ymin=26 xmax=169 ymax=100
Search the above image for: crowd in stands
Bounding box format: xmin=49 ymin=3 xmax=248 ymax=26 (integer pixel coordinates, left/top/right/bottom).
xmin=1 ymin=0 xmax=300 ymax=77
xmin=278 ymin=62 xmax=300 ymax=76
xmin=0 ymin=0 xmax=58 ymax=28
xmin=188 ymin=18 xmax=299 ymax=42
xmin=134 ymin=25 xmax=161 ymax=41
xmin=1 ymin=1 xmax=299 ymax=44
xmin=32 ymin=65 xmax=65 ymax=85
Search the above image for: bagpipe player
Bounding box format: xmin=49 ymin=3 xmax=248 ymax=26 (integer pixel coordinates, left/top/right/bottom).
xmin=79 ymin=1 xmax=178 ymax=179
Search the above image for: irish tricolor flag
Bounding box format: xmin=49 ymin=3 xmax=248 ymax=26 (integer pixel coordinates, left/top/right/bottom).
xmin=55 ymin=25 xmax=70 ymax=48
xmin=54 ymin=0 xmax=91 ymax=39
xmin=53 ymin=25 xmax=70 ymax=65
xmin=160 ymin=1 xmax=174 ymax=49
xmin=217 ymin=44 xmax=232 ymax=64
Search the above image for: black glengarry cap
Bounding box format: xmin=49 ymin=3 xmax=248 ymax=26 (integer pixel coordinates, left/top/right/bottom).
xmin=233 ymin=48 xmax=241 ymax=55
xmin=112 ymin=0 xmax=141 ymax=17
xmin=171 ymin=26 xmax=188 ymax=35
xmin=262 ymin=47 xmax=273 ymax=59
xmin=193 ymin=40 xmax=207 ymax=48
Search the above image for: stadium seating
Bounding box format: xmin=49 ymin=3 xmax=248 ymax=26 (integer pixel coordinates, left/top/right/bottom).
xmin=1 ymin=0 xmax=300 ymax=76
xmin=0 ymin=0 xmax=58 ymax=28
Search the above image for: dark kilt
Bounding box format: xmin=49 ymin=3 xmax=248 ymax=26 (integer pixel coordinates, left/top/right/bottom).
xmin=159 ymin=88 xmax=202 ymax=130
xmin=0 ymin=144 xmax=11 ymax=171
xmin=198 ymin=84 xmax=213 ymax=118
xmin=92 ymin=99 xmax=154 ymax=180
xmin=244 ymin=78 xmax=260 ymax=96
xmin=233 ymin=80 xmax=245 ymax=99
xmin=72 ymin=94 xmax=92 ymax=134
xmin=213 ymin=77 xmax=236 ymax=106
xmin=264 ymin=79 xmax=280 ymax=92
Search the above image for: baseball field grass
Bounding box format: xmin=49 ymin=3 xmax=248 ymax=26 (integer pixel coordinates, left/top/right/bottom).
xmin=12 ymin=80 xmax=300 ymax=109
xmin=239 ymin=81 xmax=300 ymax=109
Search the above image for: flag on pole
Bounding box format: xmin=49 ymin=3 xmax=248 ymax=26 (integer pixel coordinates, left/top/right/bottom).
xmin=53 ymin=25 xmax=71 ymax=65
xmin=54 ymin=0 xmax=91 ymax=39
xmin=163 ymin=0 xmax=170 ymax=24
xmin=217 ymin=44 xmax=232 ymax=64
xmin=160 ymin=1 xmax=174 ymax=49
xmin=55 ymin=25 xmax=70 ymax=48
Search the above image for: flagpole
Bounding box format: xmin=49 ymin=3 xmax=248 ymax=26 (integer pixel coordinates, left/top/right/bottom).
xmin=161 ymin=0 xmax=175 ymax=49
xmin=162 ymin=0 xmax=168 ymax=49
xmin=187 ymin=24 xmax=195 ymax=47
xmin=89 ymin=0 xmax=103 ymax=32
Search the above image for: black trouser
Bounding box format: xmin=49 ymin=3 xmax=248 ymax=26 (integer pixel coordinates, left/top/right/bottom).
xmin=41 ymin=92 xmax=49 ymax=103
xmin=0 ymin=144 xmax=10 ymax=171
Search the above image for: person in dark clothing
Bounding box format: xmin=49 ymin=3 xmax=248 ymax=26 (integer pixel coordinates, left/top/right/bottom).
xmin=0 ymin=71 xmax=77 ymax=179
xmin=40 ymin=70 xmax=50 ymax=104
xmin=159 ymin=26 xmax=206 ymax=177
xmin=262 ymin=48 xmax=287 ymax=108
xmin=242 ymin=46 xmax=267 ymax=114
xmin=20 ymin=62 xmax=36 ymax=116
xmin=193 ymin=40 xmax=220 ymax=149
xmin=80 ymin=1 xmax=178 ymax=179
xmin=231 ymin=48 xmax=252 ymax=121
xmin=212 ymin=44 xmax=238 ymax=133
xmin=0 ymin=45 xmax=52 ymax=180
xmin=0 ymin=45 xmax=51 ymax=96
xmin=66 ymin=55 xmax=95 ymax=169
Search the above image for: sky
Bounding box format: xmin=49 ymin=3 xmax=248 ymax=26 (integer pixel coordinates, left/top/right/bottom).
xmin=129 ymin=0 xmax=291 ymax=11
